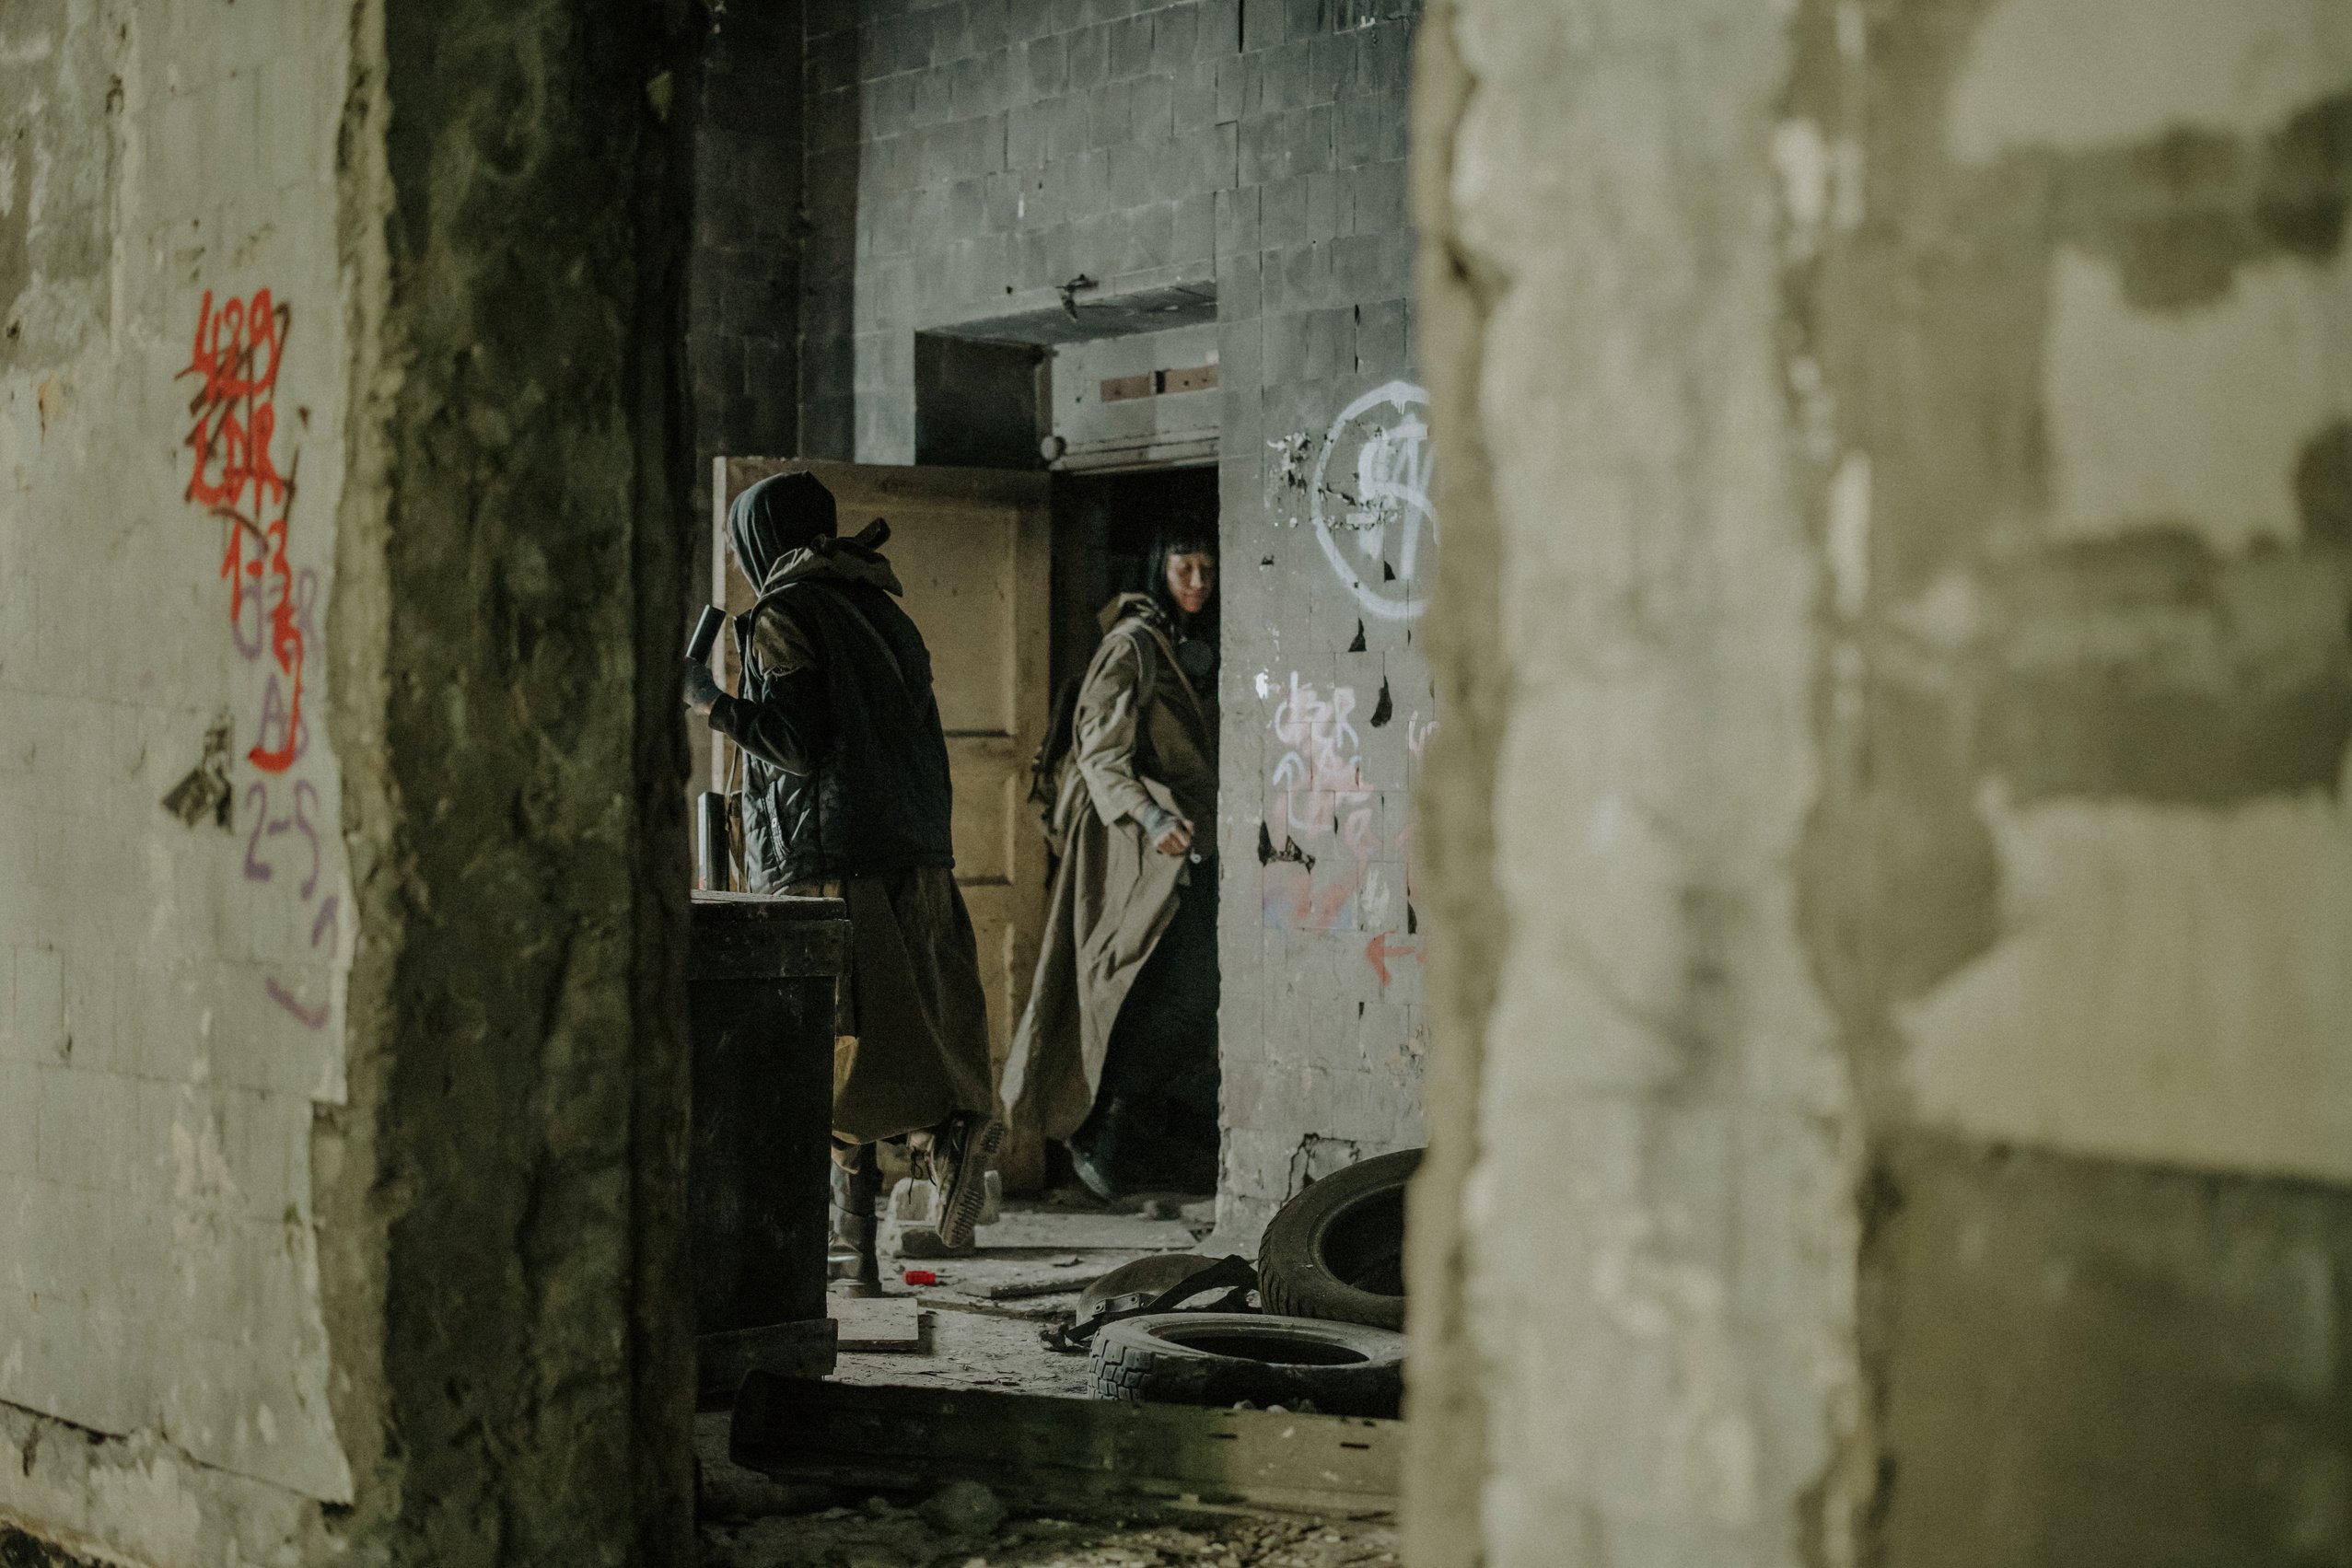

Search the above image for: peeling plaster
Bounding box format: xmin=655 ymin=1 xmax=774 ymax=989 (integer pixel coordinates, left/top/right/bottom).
xmin=1900 ymin=749 xmax=2352 ymax=1185
xmin=2043 ymin=246 xmax=2352 ymax=553
xmin=1949 ymin=0 xmax=2352 ymax=162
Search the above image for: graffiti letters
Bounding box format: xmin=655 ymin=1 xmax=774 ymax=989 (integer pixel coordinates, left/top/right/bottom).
xmin=175 ymin=288 xmax=333 ymax=1030
xmin=1260 ymin=674 xmax=1421 ymax=989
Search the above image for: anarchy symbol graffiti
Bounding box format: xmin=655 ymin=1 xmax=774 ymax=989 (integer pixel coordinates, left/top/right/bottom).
xmin=1310 ymin=379 xmax=1436 ymax=621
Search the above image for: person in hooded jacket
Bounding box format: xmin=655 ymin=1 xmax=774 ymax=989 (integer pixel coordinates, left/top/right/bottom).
xmin=683 ymin=471 xmax=1001 ymax=1263
xmin=1001 ymin=523 xmax=1220 ymax=1199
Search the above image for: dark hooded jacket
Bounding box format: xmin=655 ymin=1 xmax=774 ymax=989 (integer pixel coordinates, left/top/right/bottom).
xmin=709 ymin=477 xmax=956 ymax=889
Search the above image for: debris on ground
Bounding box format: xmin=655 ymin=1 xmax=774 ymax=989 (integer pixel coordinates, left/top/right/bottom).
xmin=703 ymin=1499 xmax=1399 ymax=1568
xmin=699 ymin=1410 xmax=1398 ymax=1567
xmin=918 ymin=1479 xmax=1008 ymax=1538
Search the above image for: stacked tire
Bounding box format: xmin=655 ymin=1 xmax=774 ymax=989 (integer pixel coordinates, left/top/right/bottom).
xmin=1086 ymin=1149 xmax=1421 ymax=1418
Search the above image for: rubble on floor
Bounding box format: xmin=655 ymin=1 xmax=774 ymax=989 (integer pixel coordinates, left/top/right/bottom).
xmin=702 ymin=1486 xmax=1400 ymax=1568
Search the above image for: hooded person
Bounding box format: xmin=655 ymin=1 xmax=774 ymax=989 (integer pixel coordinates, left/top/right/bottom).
xmin=1001 ymin=521 xmax=1220 ymax=1198
xmin=683 ymin=470 xmax=1001 ymax=1260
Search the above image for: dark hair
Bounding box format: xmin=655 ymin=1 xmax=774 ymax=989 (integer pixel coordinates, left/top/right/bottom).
xmin=1148 ymin=524 xmax=1217 ymax=623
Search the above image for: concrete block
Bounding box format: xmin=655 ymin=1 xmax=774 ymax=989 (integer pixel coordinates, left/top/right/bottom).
xmin=1304 ymin=169 xmax=1345 ymax=239
xmin=1008 ymin=0 xmax=1060 ymax=40
xmin=1217 ymin=53 xmax=1250 ymax=120
xmin=0 ymin=1064 xmax=33 ymax=1176
xmin=1353 ymin=296 xmax=1407 ymax=375
xmin=1334 ymin=92 xmax=1403 ymax=166
xmin=1109 ymin=16 xmax=1156 ymax=78
xmin=1349 ymin=158 xmax=1405 ymax=236
xmin=931 ymin=3 xmax=980 ymax=64
xmin=946 ymin=53 xmax=998 ymax=121
xmin=1241 ymin=0 xmax=1285 ymax=51
xmin=969 ymin=0 xmax=1012 ymax=52
xmin=1354 ymin=18 xmax=1409 ymax=94
xmin=1119 ymin=201 xmax=1178 ymax=272
xmin=1251 ymin=47 xmax=1298 ymax=117
xmin=1022 ymin=33 xmax=1069 ymax=97
xmin=10 ymin=946 xmax=64 ymax=1065
xmin=1151 ymin=5 xmax=1201 ymax=75
xmin=1045 ymin=92 xmax=1094 ymax=160
xmin=1195 ymin=0 xmax=1241 ymax=61
xmin=1130 ymin=71 xmax=1175 ymax=140
xmin=1107 ymin=139 xmax=1159 ymax=207
xmin=1260 ymin=172 xmax=1309 ymax=246
xmin=1174 ymin=59 xmax=1219 ymax=132
xmin=1067 ymin=21 xmax=1110 ymax=88
xmin=1087 ymin=82 xmax=1129 ymax=149
xmin=1296 ymin=102 xmax=1336 ymax=175
xmin=1306 ymin=32 xmax=1351 ymax=105
xmin=1263 ymin=309 xmax=1313 ymax=386
xmin=1172 ymin=192 xmax=1217 ymax=263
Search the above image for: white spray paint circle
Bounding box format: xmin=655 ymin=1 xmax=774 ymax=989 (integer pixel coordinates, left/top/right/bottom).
xmin=1310 ymin=379 xmax=1436 ymax=621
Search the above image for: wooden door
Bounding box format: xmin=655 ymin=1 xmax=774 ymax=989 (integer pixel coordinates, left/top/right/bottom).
xmin=713 ymin=459 xmax=1052 ymax=1189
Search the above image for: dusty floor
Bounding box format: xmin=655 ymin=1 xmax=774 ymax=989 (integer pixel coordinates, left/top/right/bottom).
xmin=833 ymin=1195 xmax=1219 ymax=1398
xmin=703 ymin=1502 xmax=1402 ymax=1568
xmin=699 ymin=1197 xmax=1397 ymax=1566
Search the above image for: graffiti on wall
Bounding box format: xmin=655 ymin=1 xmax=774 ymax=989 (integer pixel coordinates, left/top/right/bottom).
xmin=1308 ymin=379 xmax=1435 ymax=622
xmin=1259 ymin=668 xmax=1436 ymax=989
xmin=176 ymin=287 xmax=335 ymax=1028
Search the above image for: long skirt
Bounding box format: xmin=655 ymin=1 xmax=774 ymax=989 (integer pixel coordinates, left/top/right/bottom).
xmin=793 ymin=866 xmax=996 ymax=1144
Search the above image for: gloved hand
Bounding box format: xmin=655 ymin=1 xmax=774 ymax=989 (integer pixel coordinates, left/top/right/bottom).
xmin=1137 ymin=801 xmax=1193 ymax=857
xmin=682 ymin=659 xmax=723 ymax=715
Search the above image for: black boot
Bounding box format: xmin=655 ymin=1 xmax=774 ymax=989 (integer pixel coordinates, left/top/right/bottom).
xmin=829 ymin=1145 xmax=883 ymax=1295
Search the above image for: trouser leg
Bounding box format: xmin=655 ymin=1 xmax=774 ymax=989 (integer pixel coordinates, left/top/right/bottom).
xmin=828 ymin=1140 xmax=883 ymax=1292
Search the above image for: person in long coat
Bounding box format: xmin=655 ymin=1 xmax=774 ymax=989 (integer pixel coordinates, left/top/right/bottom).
xmin=1002 ymin=528 xmax=1219 ymax=1197
xmin=684 ymin=471 xmax=1000 ymax=1255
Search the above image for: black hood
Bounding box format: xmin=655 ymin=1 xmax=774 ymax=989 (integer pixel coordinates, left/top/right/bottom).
xmin=729 ymin=471 xmax=838 ymax=590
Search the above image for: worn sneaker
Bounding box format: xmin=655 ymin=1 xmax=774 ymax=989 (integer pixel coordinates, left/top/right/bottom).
xmin=923 ymin=1112 xmax=1004 ymax=1250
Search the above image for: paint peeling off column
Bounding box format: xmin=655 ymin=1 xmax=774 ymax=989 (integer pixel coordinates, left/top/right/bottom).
xmin=1947 ymin=0 xmax=2352 ymax=160
xmin=2043 ymin=247 xmax=2352 ymax=553
xmin=1899 ymin=750 xmax=2352 ymax=1185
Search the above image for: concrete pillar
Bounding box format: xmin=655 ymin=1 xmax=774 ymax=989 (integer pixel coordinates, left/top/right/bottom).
xmin=1407 ymin=1 xmax=2352 ymax=1565
xmin=0 ymin=2 xmax=695 ymax=1562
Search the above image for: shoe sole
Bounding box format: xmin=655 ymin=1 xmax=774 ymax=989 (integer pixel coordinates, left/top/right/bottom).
xmin=936 ymin=1118 xmax=1005 ymax=1250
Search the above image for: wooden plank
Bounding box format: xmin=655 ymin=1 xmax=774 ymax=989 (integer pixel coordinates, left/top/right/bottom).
xmin=699 ymin=1318 xmax=838 ymax=1402
xmin=833 ymin=1297 xmax=928 ymax=1353
xmin=731 ymin=1375 xmax=1402 ymax=1515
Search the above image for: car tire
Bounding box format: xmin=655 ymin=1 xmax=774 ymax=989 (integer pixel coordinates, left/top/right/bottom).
xmin=1256 ymin=1148 xmax=1420 ymax=1330
xmin=1087 ymin=1312 xmax=1403 ymax=1418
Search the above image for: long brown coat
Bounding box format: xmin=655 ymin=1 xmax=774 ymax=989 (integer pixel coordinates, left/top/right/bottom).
xmin=1001 ymin=595 xmax=1217 ymax=1139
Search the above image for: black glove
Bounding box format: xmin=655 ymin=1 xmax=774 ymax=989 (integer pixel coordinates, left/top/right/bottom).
xmin=682 ymin=659 xmax=723 ymax=715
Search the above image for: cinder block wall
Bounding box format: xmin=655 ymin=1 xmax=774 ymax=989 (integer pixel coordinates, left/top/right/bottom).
xmin=0 ymin=2 xmax=696 ymax=1563
xmin=1 ymin=2 xmax=367 ymax=1551
xmin=809 ymin=0 xmax=1429 ymax=1239
xmin=1405 ymin=0 xmax=2352 ymax=1565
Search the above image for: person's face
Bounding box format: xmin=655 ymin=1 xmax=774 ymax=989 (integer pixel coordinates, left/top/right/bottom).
xmin=1164 ymin=551 xmax=1216 ymax=616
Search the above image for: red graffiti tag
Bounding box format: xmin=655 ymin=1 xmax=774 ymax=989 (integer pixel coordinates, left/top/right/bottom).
xmin=179 ymin=286 xmax=332 ymax=1031
xmin=179 ymin=290 xmax=306 ymax=773
xmin=1364 ymin=932 xmax=1419 ymax=988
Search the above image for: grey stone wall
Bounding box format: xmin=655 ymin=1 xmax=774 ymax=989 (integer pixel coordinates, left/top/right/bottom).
xmin=810 ymin=0 xmax=1430 ymax=1237
xmin=1403 ymin=0 xmax=2352 ymax=1565
xmin=686 ymin=1 xmax=806 ymax=539
xmin=1 ymin=1 xmax=697 ymax=1562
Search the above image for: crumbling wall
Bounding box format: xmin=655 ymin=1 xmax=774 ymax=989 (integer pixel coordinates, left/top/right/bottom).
xmin=1408 ymin=0 xmax=2352 ymax=1564
xmin=1793 ymin=0 xmax=2352 ymax=1559
xmin=1 ymin=1 xmax=695 ymax=1563
xmin=812 ymin=0 xmax=1430 ymax=1238
xmin=1 ymin=2 xmax=367 ymax=1555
